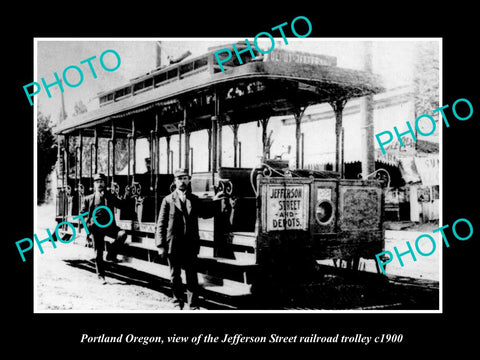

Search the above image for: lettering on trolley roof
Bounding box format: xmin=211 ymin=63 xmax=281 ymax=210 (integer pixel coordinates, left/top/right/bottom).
xmin=214 ymin=15 xmax=313 ymax=73
xmin=23 ymin=49 xmax=121 ymax=106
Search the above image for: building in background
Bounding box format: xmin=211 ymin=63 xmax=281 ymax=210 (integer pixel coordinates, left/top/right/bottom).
xmin=277 ymin=84 xmax=439 ymax=223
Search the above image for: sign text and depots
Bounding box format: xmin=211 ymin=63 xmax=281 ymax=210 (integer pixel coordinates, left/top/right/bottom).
xmin=263 ymin=183 xmax=310 ymax=232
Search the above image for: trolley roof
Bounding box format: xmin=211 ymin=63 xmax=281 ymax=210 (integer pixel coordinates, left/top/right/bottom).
xmin=54 ymin=49 xmax=384 ymax=138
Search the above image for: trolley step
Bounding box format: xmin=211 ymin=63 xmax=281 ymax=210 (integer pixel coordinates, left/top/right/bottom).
xmin=120 ymin=239 xmax=257 ymax=284
xmin=107 ymin=256 xmax=253 ymax=306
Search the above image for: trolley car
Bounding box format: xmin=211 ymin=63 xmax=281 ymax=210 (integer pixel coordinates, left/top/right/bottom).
xmin=54 ymin=42 xmax=385 ymax=301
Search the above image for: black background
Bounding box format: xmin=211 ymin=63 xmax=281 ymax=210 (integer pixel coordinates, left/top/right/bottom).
xmin=5 ymin=4 xmax=478 ymax=356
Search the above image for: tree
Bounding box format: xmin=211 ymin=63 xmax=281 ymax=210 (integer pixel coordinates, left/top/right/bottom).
xmin=413 ymin=41 xmax=440 ymax=147
xmin=37 ymin=112 xmax=57 ymax=204
xmin=413 ymin=42 xmax=440 ymax=120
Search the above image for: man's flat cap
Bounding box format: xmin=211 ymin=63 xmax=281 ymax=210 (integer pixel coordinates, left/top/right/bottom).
xmin=174 ymin=168 xmax=190 ymax=178
xmin=93 ymin=173 xmax=106 ymax=181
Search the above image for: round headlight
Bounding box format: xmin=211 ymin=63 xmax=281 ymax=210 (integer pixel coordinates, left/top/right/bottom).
xmin=316 ymin=200 xmax=334 ymax=225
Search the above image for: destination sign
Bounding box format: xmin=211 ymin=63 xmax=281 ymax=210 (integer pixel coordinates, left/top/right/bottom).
xmin=264 ymin=184 xmax=310 ymax=231
xmin=264 ymin=49 xmax=337 ymax=67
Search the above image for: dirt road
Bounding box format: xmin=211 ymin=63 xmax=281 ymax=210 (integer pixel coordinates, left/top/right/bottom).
xmin=35 ymin=203 xmax=177 ymax=312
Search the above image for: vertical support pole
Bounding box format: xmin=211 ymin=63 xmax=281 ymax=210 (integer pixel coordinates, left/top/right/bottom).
xmin=77 ymin=130 xmax=83 ymax=214
xmin=190 ymin=147 xmax=194 ymax=174
xmin=63 ymin=135 xmax=69 ymax=219
xmin=111 ymin=123 xmax=116 ymax=186
xmin=335 ymin=103 xmax=342 ymax=176
xmin=56 ymin=135 xmax=63 ymax=217
xmin=361 ymin=41 xmax=376 ymax=178
xmin=301 ymin=132 xmax=305 ymax=168
xmin=89 ymin=143 xmax=94 ymax=191
xmin=74 ymin=145 xmax=79 ymax=191
xmin=178 ymin=123 xmax=183 ymax=169
xmin=231 ymin=123 xmax=239 ymax=167
xmin=330 ymin=99 xmax=347 ymax=177
xmin=150 ymin=130 xmax=154 ymax=190
xmin=211 ymin=88 xmax=228 ymax=259
xmin=212 ymin=88 xmax=221 ymax=175
xmin=57 ymin=135 xmax=63 ymax=187
xmin=75 ymin=132 xmax=83 ymax=230
xmin=110 ymin=123 xmax=118 ymax=223
xmin=166 ymin=136 xmax=171 ymax=174
xmin=72 ymin=135 xmax=80 ymax=216
xmin=341 ymin=127 xmax=345 ymax=177
xmin=207 ymin=128 xmax=212 ymax=172
xmin=217 ymin=117 xmax=223 ymax=169
xmin=211 ymin=117 xmax=218 ymax=186
xmin=132 ymin=119 xmax=136 ymax=182
xmin=183 ymin=108 xmax=190 ymax=173
xmin=155 ymin=114 xmax=160 ymax=176
xmin=260 ymin=117 xmax=270 ymax=163
xmin=211 ymin=116 xmax=218 ymax=183
xmin=74 ymin=147 xmax=78 ymax=189
xmin=64 ymin=135 xmax=69 ymax=185
xmin=78 ymin=130 xmax=83 ymax=182
xmin=184 ymin=131 xmax=190 ymax=172
xmin=91 ymin=128 xmax=98 ymax=192
xmin=127 ymin=134 xmax=131 ymax=186
xmin=238 ymin=141 xmax=242 ymax=167
xmin=293 ymin=109 xmax=304 ymax=169
xmin=94 ymin=128 xmax=98 ymax=174
xmin=295 ymin=115 xmax=301 ymax=168
xmin=154 ymin=114 xmax=160 ymax=221
xmin=107 ymin=138 xmax=111 ymax=187
xmin=60 ymin=137 xmax=65 ymax=189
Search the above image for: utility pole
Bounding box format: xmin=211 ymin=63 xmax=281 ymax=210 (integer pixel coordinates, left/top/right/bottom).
xmin=156 ymin=41 xmax=162 ymax=68
xmin=360 ymin=41 xmax=375 ymax=178
xmin=59 ymin=79 xmax=67 ymax=123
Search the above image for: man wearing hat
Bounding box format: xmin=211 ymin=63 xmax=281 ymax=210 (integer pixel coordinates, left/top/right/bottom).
xmin=155 ymin=168 xmax=222 ymax=310
xmin=80 ymin=173 xmax=131 ymax=284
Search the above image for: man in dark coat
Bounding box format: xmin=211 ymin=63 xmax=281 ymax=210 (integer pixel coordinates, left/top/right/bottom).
xmin=155 ymin=168 xmax=221 ymax=310
xmin=80 ymin=173 xmax=130 ymax=284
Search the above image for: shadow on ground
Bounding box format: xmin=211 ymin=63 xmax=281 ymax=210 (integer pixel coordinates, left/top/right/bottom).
xmin=64 ymin=258 xmax=439 ymax=311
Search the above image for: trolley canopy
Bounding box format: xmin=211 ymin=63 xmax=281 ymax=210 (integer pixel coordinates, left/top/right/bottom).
xmin=54 ymin=49 xmax=384 ymax=138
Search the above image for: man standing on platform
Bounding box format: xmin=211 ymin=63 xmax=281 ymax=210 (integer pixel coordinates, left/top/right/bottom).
xmin=155 ymin=168 xmax=222 ymax=310
xmin=80 ymin=173 xmax=131 ymax=284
